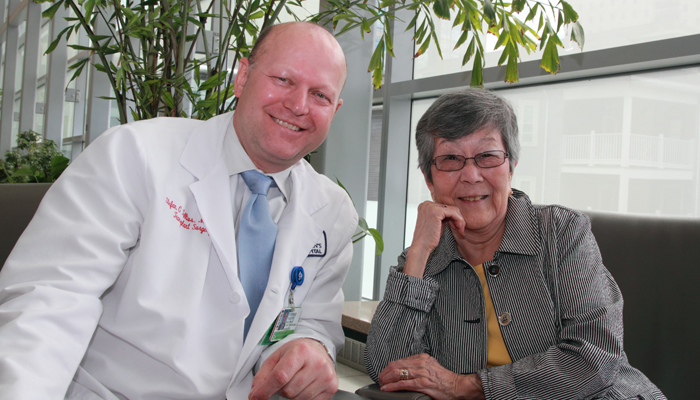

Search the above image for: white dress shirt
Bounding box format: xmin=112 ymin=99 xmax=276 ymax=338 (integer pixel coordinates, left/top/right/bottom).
xmin=224 ymin=122 xmax=293 ymax=232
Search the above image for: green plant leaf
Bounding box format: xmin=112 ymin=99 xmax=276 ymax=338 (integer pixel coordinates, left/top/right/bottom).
xmin=11 ymin=165 xmax=36 ymax=179
xmin=432 ymin=0 xmax=451 ymax=21
xmin=561 ymin=1 xmax=578 ymax=24
xmin=161 ymin=91 xmax=175 ymax=109
xmin=470 ymin=50 xmax=483 ymax=87
xmin=504 ymin=45 xmax=519 ymax=83
xmin=368 ymin=228 xmax=384 ymax=255
xmin=67 ymin=58 xmax=90 ymax=83
xmin=511 ymin=0 xmax=526 ymax=13
xmin=496 ymin=43 xmax=509 ymax=65
xmin=358 ymin=217 xmax=369 ymax=232
xmin=483 ymin=0 xmax=496 ymax=22
xmin=368 ymin=36 xmax=384 ymax=72
xmin=414 ymin=35 xmax=431 ymax=58
xmin=41 ymin=0 xmax=65 ymax=19
xmin=45 ymin=26 xmax=71 ymax=55
xmin=372 ymin=63 xmax=383 ymax=89
xmin=405 ymin=11 xmax=420 ymax=31
xmin=332 ymin=13 xmax=351 ymax=22
xmin=557 ymin=10 xmax=564 ymax=32
xmin=571 ymin=20 xmax=585 ymax=49
xmin=84 ymin=0 xmax=95 ymax=20
xmin=249 ymin=10 xmax=264 ymax=19
xmin=494 ymin=29 xmax=509 ymax=50
xmin=361 ymin=19 xmax=371 ymax=34
xmin=454 ymin=29 xmax=470 ymax=50
xmin=453 ymin=10 xmax=465 ymax=28
xmin=68 ymin=44 xmax=98 ymax=51
xmin=430 ymin=29 xmax=443 ymax=60
xmin=384 ymin=27 xmax=394 ymax=58
xmin=540 ymin=37 xmax=560 ymax=74
xmin=199 ymin=71 xmax=228 ymax=90
xmin=525 ymin=3 xmax=538 ymax=22
xmin=461 ymin=37 xmax=475 ymax=66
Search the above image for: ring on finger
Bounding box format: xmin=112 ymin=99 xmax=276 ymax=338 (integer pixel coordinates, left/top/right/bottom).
xmin=399 ymin=368 xmax=409 ymax=381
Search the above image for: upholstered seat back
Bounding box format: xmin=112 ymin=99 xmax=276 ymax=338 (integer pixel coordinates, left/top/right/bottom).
xmin=0 ymin=183 xmax=52 ymax=271
xmin=586 ymin=211 xmax=700 ymax=400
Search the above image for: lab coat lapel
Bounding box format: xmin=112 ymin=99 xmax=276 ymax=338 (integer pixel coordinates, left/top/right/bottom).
xmin=179 ymin=113 xmax=241 ymax=293
xmin=233 ymin=164 xmax=329 ymax=382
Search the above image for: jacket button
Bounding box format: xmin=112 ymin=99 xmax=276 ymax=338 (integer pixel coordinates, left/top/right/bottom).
xmin=488 ymin=264 xmax=500 ymax=277
xmin=229 ymin=292 xmax=241 ymax=304
xmin=498 ymin=312 xmax=512 ymax=326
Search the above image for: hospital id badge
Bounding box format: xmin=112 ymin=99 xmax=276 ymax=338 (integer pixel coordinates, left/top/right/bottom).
xmin=261 ymin=307 xmax=302 ymax=345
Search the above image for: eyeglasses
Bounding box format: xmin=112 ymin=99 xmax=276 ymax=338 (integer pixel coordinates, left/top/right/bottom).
xmin=431 ymin=150 xmax=509 ymax=171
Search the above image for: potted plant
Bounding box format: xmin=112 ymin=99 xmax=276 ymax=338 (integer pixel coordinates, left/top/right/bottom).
xmin=0 ymin=130 xmax=70 ymax=184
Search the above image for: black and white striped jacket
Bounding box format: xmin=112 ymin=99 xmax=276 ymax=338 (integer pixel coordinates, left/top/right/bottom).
xmin=365 ymin=190 xmax=665 ymax=399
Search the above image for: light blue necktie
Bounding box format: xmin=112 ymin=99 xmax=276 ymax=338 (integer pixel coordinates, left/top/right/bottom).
xmin=238 ymin=170 xmax=278 ymax=338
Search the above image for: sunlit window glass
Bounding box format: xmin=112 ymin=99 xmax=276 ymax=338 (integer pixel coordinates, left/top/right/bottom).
xmin=414 ymin=0 xmax=700 ymax=79
xmin=406 ymin=66 xmax=700 ymax=247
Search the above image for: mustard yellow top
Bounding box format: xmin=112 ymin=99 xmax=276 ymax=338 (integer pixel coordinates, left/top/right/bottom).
xmin=474 ymin=264 xmax=513 ymax=368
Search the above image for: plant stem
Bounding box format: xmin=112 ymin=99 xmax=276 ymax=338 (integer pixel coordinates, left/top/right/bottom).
xmin=66 ymin=0 xmax=128 ymax=124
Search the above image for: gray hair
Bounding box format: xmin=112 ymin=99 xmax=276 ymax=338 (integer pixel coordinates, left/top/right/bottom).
xmin=416 ymin=88 xmax=520 ymax=183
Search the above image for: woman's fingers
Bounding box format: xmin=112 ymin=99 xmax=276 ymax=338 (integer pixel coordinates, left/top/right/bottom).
xmin=378 ymin=354 xmax=471 ymax=400
xmin=404 ymin=202 xmax=465 ymax=278
xmin=412 ymin=201 xmax=464 ymax=249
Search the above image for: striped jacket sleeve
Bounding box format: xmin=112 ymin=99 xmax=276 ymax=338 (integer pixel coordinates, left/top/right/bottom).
xmin=364 ymin=252 xmax=439 ymax=382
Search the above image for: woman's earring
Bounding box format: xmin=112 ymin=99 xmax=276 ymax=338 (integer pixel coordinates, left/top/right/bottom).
xmin=509 ymin=189 xmax=513 ymax=196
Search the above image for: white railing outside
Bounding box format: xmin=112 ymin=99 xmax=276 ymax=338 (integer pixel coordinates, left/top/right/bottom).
xmin=563 ymin=132 xmax=696 ymax=169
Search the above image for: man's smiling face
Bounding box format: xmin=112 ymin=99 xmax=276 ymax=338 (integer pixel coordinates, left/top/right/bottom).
xmin=232 ymin=23 xmax=346 ymax=173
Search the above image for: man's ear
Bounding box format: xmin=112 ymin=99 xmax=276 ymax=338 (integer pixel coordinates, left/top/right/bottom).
xmin=334 ymin=98 xmax=343 ymax=114
xmin=234 ymin=58 xmax=251 ymax=97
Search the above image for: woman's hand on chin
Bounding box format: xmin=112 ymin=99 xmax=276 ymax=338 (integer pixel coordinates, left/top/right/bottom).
xmin=377 ymin=354 xmax=484 ymax=400
xmin=404 ymin=201 xmax=465 ymax=278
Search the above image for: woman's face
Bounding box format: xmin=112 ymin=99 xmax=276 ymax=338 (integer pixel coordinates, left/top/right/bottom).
xmin=425 ymin=128 xmax=515 ymax=235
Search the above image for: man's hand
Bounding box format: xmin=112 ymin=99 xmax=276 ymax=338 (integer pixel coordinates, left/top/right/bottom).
xmin=249 ymin=338 xmax=338 ymax=400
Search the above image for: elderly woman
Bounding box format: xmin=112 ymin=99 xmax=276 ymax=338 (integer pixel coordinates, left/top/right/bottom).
xmin=364 ymin=89 xmax=665 ymax=400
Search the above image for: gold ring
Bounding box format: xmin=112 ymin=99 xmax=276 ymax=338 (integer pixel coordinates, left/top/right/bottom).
xmin=399 ymin=368 xmax=409 ymax=380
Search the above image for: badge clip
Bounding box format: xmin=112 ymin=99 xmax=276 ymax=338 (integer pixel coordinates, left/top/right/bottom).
xmin=261 ymin=266 xmax=305 ymax=345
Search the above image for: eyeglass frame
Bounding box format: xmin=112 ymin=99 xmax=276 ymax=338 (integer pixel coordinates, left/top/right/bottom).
xmin=430 ymin=150 xmax=510 ymax=171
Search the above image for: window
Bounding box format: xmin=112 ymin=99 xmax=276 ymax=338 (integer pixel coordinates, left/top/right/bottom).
xmin=405 ymin=65 xmax=700 ymax=250
xmin=414 ymin=0 xmax=700 ymax=79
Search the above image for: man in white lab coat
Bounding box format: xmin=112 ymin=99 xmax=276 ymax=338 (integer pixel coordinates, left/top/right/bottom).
xmin=0 ymin=22 xmax=358 ymax=400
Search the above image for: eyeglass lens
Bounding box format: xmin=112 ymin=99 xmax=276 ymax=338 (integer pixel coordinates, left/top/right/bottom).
xmin=434 ymin=151 xmax=507 ymax=171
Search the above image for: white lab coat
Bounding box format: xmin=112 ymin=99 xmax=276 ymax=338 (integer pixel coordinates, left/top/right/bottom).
xmin=0 ymin=112 xmax=358 ymax=400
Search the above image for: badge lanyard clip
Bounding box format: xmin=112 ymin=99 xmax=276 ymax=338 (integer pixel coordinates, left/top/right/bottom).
xmin=261 ymin=266 xmax=305 ymax=345
xmin=288 ymin=266 xmax=304 ymax=307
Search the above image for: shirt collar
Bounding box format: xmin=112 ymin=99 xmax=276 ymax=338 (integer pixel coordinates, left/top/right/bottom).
xmin=224 ymin=121 xmax=293 ymax=201
xmin=498 ymin=189 xmax=541 ymax=257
